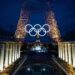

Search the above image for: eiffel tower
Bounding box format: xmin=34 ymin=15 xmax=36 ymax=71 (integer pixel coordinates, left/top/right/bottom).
xmin=15 ymin=8 xmax=61 ymax=43
xmin=15 ymin=8 xmax=29 ymax=41
xmin=46 ymin=11 xmax=61 ymax=43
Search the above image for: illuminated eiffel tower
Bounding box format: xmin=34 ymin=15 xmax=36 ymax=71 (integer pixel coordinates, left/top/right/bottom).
xmin=15 ymin=8 xmax=61 ymax=43
xmin=15 ymin=8 xmax=29 ymax=41
xmin=46 ymin=11 xmax=61 ymax=43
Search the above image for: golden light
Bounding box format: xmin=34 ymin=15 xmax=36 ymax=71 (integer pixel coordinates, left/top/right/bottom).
xmin=47 ymin=11 xmax=61 ymax=43
xmin=15 ymin=9 xmax=29 ymax=40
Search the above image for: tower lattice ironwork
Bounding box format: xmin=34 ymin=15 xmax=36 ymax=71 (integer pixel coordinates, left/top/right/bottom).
xmin=15 ymin=8 xmax=29 ymax=40
xmin=47 ymin=11 xmax=61 ymax=43
xmin=15 ymin=8 xmax=61 ymax=43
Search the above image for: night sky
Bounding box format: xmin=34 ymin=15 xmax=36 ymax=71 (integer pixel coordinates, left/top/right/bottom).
xmin=0 ymin=0 xmax=75 ymax=42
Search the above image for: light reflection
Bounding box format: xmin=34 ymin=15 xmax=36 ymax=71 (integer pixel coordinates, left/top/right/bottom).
xmin=31 ymin=45 xmax=47 ymax=53
xmin=27 ymin=67 xmax=31 ymax=71
xmin=42 ymin=68 xmax=46 ymax=71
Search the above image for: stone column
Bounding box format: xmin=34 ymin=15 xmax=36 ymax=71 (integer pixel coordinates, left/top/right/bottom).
xmin=4 ymin=43 xmax=9 ymax=68
xmin=72 ymin=43 xmax=75 ymax=67
xmin=62 ymin=43 xmax=65 ymax=60
xmin=9 ymin=43 xmax=12 ymax=65
xmin=18 ymin=43 xmax=21 ymax=58
xmin=58 ymin=43 xmax=63 ymax=59
xmin=11 ymin=43 xmax=13 ymax=63
xmin=0 ymin=44 xmax=5 ymax=71
xmin=15 ymin=43 xmax=17 ymax=60
xmin=64 ymin=43 xmax=68 ymax=62
xmin=68 ymin=43 xmax=72 ymax=64
xmin=14 ymin=43 xmax=17 ymax=61
xmin=16 ymin=44 xmax=18 ymax=59
xmin=58 ymin=43 xmax=61 ymax=58
xmin=12 ymin=43 xmax=15 ymax=62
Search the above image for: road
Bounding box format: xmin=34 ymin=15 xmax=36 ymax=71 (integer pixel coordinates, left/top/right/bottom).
xmin=11 ymin=52 xmax=67 ymax=75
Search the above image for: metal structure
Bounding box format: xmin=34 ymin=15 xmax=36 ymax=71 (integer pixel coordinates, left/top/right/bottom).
xmin=46 ymin=11 xmax=61 ymax=43
xmin=15 ymin=8 xmax=61 ymax=43
xmin=15 ymin=8 xmax=29 ymax=40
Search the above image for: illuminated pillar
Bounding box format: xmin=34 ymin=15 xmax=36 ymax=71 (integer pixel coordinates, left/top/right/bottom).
xmin=59 ymin=44 xmax=62 ymax=59
xmin=16 ymin=44 xmax=18 ymax=60
xmin=72 ymin=44 xmax=75 ymax=67
xmin=19 ymin=43 xmax=21 ymax=58
xmin=0 ymin=44 xmax=5 ymax=71
xmin=17 ymin=43 xmax=20 ymax=59
xmin=62 ymin=44 xmax=65 ymax=60
xmin=17 ymin=44 xmax=19 ymax=59
xmin=16 ymin=43 xmax=21 ymax=59
xmin=0 ymin=44 xmax=2 ymax=71
xmin=11 ymin=43 xmax=13 ymax=63
xmin=64 ymin=43 xmax=68 ymax=62
xmin=0 ymin=45 xmax=1 ymax=71
xmin=14 ymin=43 xmax=17 ymax=61
xmin=61 ymin=44 xmax=63 ymax=59
xmin=4 ymin=43 xmax=9 ymax=68
xmin=61 ymin=45 xmax=63 ymax=59
xmin=15 ymin=44 xmax=18 ymax=60
xmin=13 ymin=43 xmax=15 ymax=62
xmin=9 ymin=43 xmax=12 ymax=65
xmin=16 ymin=44 xmax=18 ymax=59
xmin=12 ymin=43 xmax=15 ymax=62
xmin=68 ymin=43 xmax=72 ymax=64
xmin=58 ymin=43 xmax=61 ymax=58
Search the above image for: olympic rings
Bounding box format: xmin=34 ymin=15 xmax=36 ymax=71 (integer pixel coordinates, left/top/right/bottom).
xmin=25 ymin=24 xmax=50 ymax=37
